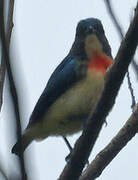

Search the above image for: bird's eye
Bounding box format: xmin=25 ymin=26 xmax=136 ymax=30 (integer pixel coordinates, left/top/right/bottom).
xmin=76 ymin=25 xmax=87 ymax=37
xmin=83 ymin=26 xmax=88 ymax=33
xmin=94 ymin=24 xmax=104 ymax=34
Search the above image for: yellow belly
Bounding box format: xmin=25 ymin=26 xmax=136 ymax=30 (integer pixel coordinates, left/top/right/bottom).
xmin=37 ymin=70 xmax=104 ymax=138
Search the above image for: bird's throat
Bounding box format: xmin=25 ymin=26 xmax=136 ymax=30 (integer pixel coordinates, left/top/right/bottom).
xmin=88 ymin=51 xmax=113 ymax=75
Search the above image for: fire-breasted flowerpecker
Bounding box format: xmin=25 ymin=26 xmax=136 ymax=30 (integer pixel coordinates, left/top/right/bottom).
xmin=12 ymin=18 xmax=113 ymax=155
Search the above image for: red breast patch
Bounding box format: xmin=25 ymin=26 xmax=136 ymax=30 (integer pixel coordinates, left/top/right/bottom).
xmin=88 ymin=52 xmax=113 ymax=75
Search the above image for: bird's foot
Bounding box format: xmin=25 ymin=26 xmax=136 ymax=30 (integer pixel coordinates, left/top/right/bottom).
xmin=65 ymin=151 xmax=89 ymax=166
xmin=65 ymin=152 xmax=72 ymax=162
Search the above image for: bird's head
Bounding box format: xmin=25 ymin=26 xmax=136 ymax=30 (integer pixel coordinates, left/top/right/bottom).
xmin=70 ymin=18 xmax=112 ymax=61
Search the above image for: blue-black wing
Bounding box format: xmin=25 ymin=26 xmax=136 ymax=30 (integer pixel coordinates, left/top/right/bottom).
xmin=28 ymin=55 xmax=82 ymax=126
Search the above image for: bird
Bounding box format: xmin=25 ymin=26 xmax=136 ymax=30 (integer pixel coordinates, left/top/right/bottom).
xmin=12 ymin=18 xmax=113 ymax=155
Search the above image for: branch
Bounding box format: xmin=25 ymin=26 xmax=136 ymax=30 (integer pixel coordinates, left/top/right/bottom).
xmin=104 ymin=0 xmax=123 ymax=39
xmin=0 ymin=0 xmax=15 ymax=112
xmin=0 ymin=165 xmax=8 ymax=180
xmin=80 ymin=104 xmax=138 ymax=180
xmin=0 ymin=55 xmax=6 ymax=111
xmin=59 ymin=3 xmax=138 ymax=180
xmin=0 ymin=1 xmax=27 ymax=179
xmin=104 ymin=0 xmax=137 ymax=109
xmin=132 ymin=59 xmax=138 ymax=81
xmin=126 ymin=71 xmax=136 ymax=109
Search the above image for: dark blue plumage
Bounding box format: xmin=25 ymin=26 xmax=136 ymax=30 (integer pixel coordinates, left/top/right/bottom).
xmin=28 ymin=55 xmax=83 ymax=126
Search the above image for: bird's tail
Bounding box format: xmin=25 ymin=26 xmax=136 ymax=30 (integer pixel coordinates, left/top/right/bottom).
xmin=12 ymin=130 xmax=33 ymax=155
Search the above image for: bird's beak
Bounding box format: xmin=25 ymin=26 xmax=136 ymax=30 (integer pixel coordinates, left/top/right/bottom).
xmin=86 ymin=25 xmax=95 ymax=34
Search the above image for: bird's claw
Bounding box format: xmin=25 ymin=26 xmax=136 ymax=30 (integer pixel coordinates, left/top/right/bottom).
xmin=65 ymin=151 xmax=89 ymax=166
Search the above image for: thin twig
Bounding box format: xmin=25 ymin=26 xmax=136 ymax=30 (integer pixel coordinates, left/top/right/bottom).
xmin=104 ymin=0 xmax=124 ymax=39
xmin=0 ymin=55 xmax=6 ymax=111
xmin=0 ymin=1 xmax=27 ymax=180
xmin=0 ymin=0 xmax=15 ymax=111
xmin=104 ymin=0 xmax=136 ymax=110
xmin=126 ymin=72 xmax=136 ymax=109
xmin=132 ymin=59 xmax=138 ymax=81
xmin=80 ymin=104 xmax=138 ymax=180
xmin=59 ymin=3 xmax=138 ymax=180
xmin=0 ymin=166 xmax=8 ymax=180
